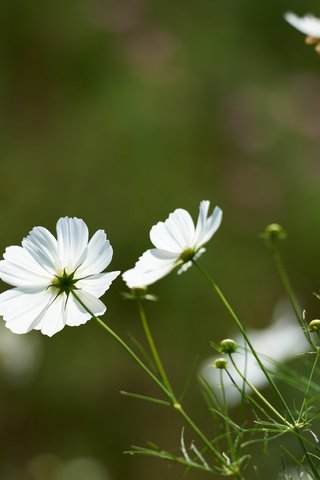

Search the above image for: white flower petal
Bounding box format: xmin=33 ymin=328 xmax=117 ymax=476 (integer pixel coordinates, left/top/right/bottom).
xmin=137 ymin=249 xmax=179 ymax=268
xmin=56 ymin=217 xmax=89 ymax=272
xmin=63 ymin=294 xmax=92 ymax=327
xmin=177 ymin=261 xmax=193 ymax=274
xmin=123 ymin=264 xmax=175 ymax=288
xmin=22 ymin=226 xmax=59 ymax=275
xmin=72 ymin=290 xmax=106 ymax=317
xmin=0 ymin=288 xmax=55 ymax=334
xmin=284 ymin=12 xmax=320 ymax=37
xmin=76 ymin=230 xmax=113 ymax=276
xmin=76 ymin=271 xmax=120 ymax=298
xmin=123 ymin=249 xmax=178 ymax=288
xmin=194 ymin=203 xmax=222 ymax=248
xmin=35 ymin=294 xmax=67 ymax=337
xmin=150 ymin=208 xmax=195 ymax=252
xmin=0 ymin=246 xmax=52 ymax=288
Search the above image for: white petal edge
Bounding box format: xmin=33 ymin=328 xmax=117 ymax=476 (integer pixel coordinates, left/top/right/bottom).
xmin=56 ymin=217 xmax=89 ymax=272
xmin=76 ymin=271 xmax=120 ymax=298
xmin=0 ymin=256 xmax=51 ymax=288
xmin=72 ymin=290 xmax=106 ymax=318
xmin=0 ymin=288 xmax=56 ymax=334
xmin=35 ymin=295 xmax=66 ymax=337
xmin=123 ymin=249 xmax=178 ymax=288
xmin=198 ymin=206 xmax=223 ymax=247
xmin=77 ymin=230 xmax=113 ymax=276
xmin=150 ymin=208 xmax=195 ymax=252
xmin=123 ymin=264 xmax=175 ymax=288
xmin=284 ymin=12 xmax=320 ymax=37
xmin=22 ymin=226 xmax=60 ymax=275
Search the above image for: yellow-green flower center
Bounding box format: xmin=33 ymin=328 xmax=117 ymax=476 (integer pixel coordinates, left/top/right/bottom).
xmin=179 ymin=248 xmax=195 ymax=263
xmin=51 ymin=270 xmax=78 ymax=295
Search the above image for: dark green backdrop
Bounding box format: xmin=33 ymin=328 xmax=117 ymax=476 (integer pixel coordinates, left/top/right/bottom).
xmin=0 ymin=1 xmax=319 ymax=479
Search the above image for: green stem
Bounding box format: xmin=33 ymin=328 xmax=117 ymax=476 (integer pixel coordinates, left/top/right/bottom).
xmin=138 ymin=300 xmax=174 ymax=397
xmin=72 ymin=292 xmax=232 ymax=472
xmin=136 ymin=301 xmax=229 ymax=468
xmin=193 ymin=260 xmax=292 ymax=419
xmin=298 ymin=348 xmax=320 ymax=422
xmin=228 ymin=355 xmax=289 ymax=426
xmin=220 ymin=369 xmax=235 ymax=461
xmin=193 ymin=261 xmax=319 ymax=479
xmin=72 ymin=292 xmax=170 ymax=398
xmin=271 ymin=247 xmax=312 ymax=346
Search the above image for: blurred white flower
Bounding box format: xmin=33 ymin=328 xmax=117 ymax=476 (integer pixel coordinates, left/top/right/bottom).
xmin=122 ymin=200 xmax=222 ymax=288
xmin=284 ymin=12 xmax=320 ymax=51
xmin=0 ymin=322 xmax=42 ymax=383
xmin=26 ymin=454 xmax=111 ymax=480
xmin=0 ymin=218 xmax=120 ymax=336
xmin=280 ymin=468 xmax=313 ymax=480
xmin=200 ymin=300 xmax=310 ymax=407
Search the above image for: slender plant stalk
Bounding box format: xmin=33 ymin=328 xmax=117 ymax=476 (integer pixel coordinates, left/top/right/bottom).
xmin=71 ymin=291 xmax=240 ymax=475
xmin=138 ymin=300 xmax=174 ymax=396
xmin=228 ymin=355 xmax=289 ymax=426
xmin=298 ymin=348 xmax=320 ymax=422
xmin=136 ymin=299 xmax=234 ymax=470
xmin=270 ymin=246 xmax=312 ymax=346
xmin=193 ymin=260 xmax=292 ymax=418
xmin=220 ymin=369 xmax=236 ymax=461
xmin=193 ymin=260 xmax=319 ymax=479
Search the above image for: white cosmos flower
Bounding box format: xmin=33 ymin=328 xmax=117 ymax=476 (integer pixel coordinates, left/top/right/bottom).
xmin=122 ymin=201 xmax=222 ymax=288
xmin=284 ymin=12 xmax=320 ymax=39
xmin=0 ymin=218 xmax=120 ymax=337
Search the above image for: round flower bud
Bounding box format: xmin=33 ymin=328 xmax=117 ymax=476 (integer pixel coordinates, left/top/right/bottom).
xmin=220 ymin=338 xmax=238 ymax=354
xmin=262 ymin=223 xmax=286 ymax=242
xmin=309 ymin=319 xmax=320 ymax=331
xmin=214 ymin=358 xmax=227 ymax=369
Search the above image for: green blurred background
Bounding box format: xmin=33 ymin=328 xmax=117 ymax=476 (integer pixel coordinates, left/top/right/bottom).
xmin=0 ymin=0 xmax=320 ymax=478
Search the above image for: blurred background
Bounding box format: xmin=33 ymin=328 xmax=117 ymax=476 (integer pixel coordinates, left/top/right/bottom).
xmin=0 ymin=0 xmax=320 ymax=478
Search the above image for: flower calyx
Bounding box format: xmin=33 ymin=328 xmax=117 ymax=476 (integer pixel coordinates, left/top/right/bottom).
xmin=214 ymin=358 xmax=228 ymax=369
xmin=219 ymin=338 xmax=238 ymax=354
xmin=122 ymin=287 xmax=158 ymax=302
xmin=261 ymin=223 xmax=286 ymax=250
xmin=309 ymin=319 xmax=320 ymax=331
xmin=51 ymin=269 xmax=79 ymax=296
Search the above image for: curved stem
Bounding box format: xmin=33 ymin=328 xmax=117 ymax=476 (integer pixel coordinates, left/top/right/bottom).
xmin=138 ymin=300 xmax=175 ymax=397
xmin=220 ymin=369 xmax=235 ymax=461
xmin=72 ymin=292 xmax=232 ymax=472
xmin=72 ymin=292 xmax=170 ymax=397
xmin=193 ymin=260 xmax=292 ymax=419
xmin=193 ymin=260 xmax=319 ymax=479
xmin=298 ymin=348 xmax=320 ymax=422
xmin=271 ymin=247 xmax=312 ymax=346
xmin=229 ymin=355 xmax=289 ymax=426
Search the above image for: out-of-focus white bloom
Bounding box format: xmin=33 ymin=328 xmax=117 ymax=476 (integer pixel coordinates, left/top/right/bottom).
xmin=0 ymin=322 xmax=42 ymax=383
xmin=281 ymin=468 xmax=313 ymax=480
xmin=0 ymin=218 xmax=120 ymax=337
xmin=284 ymin=12 xmax=320 ymax=52
xmin=123 ymin=201 xmax=222 ymax=288
xmin=285 ymin=12 xmax=320 ymax=37
xmin=200 ymin=300 xmax=310 ymax=407
xmin=26 ymin=454 xmax=111 ymax=480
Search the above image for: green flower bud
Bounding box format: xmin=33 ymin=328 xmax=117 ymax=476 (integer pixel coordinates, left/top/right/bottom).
xmin=220 ymin=338 xmax=238 ymax=354
xmin=309 ymin=319 xmax=320 ymax=331
xmin=261 ymin=223 xmax=287 ymax=242
xmin=214 ymin=358 xmax=227 ymax=369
